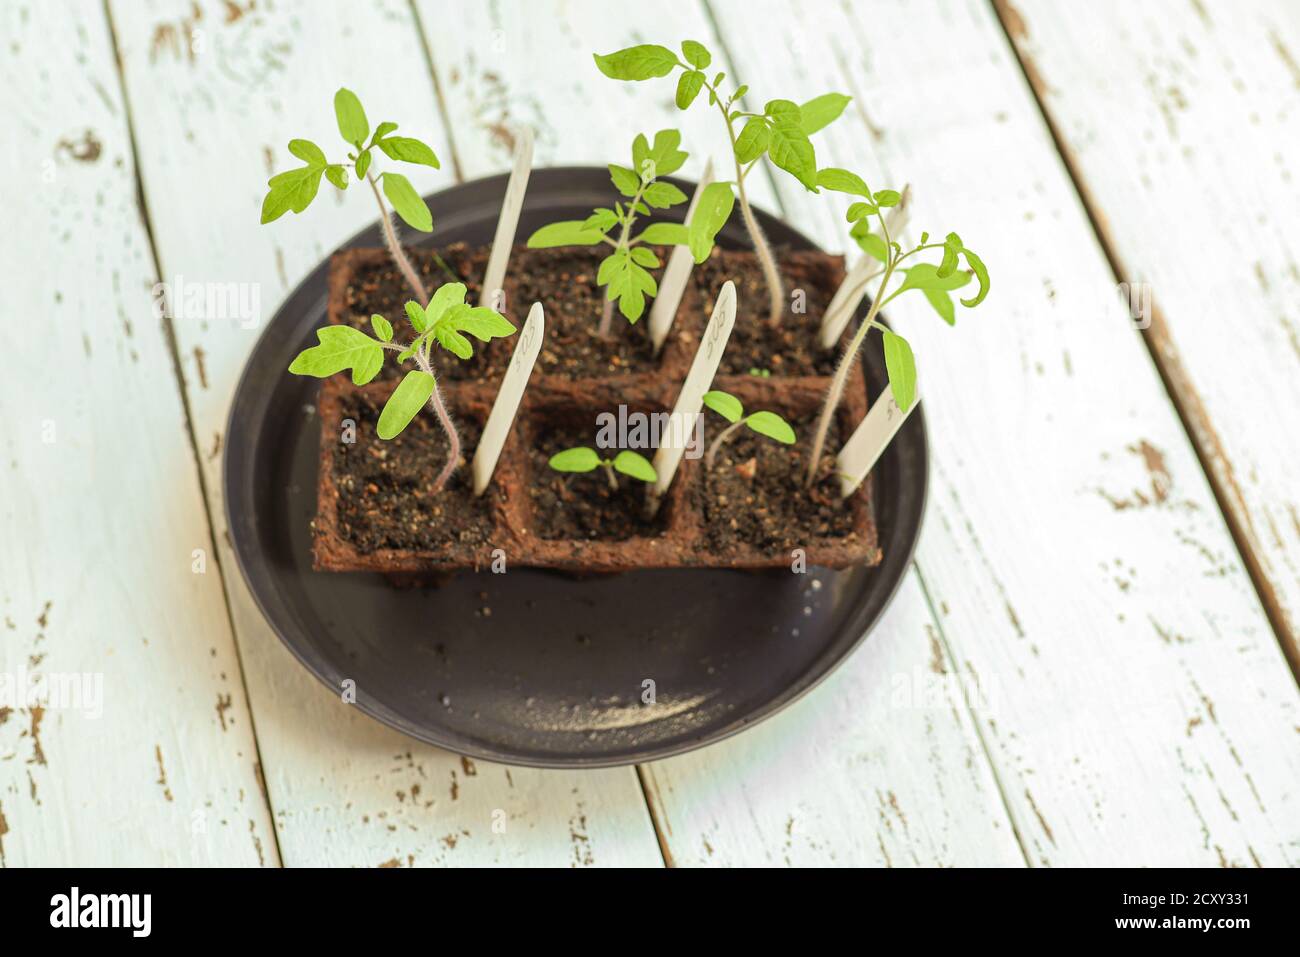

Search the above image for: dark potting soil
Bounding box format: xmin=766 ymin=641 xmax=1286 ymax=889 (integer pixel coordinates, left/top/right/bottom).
xmin=696 ymin=411 xmax=853 ymax=552
xmin=526 ymin=419 xmax=667 ymax=542
xmin=508 ymin=247 xmax=665 ymax=378
xmin=340 ymin=243 xmax=509 ymax=383
xmin=689 ymin=249 xmax=842 ymax=377
xmin=331 ymin=392 xmax=493 ymax=552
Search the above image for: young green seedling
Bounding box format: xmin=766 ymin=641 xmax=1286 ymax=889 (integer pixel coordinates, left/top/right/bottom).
xmin=701 ymin=390 xmax=796 ymax=469
xmin=526 ymin=130 xmax=729 ymax=338
xmin=261 ymin=88 xmax=443 ymax=304
xmin=548 ymin=447 xmax=658 ymax=491
xmin=594 ymin=40 xmax=850 ymax=327
xmin=805 ymin=168 xmax=989 ymax=487
xmin=288 ymin=282 xmax=516 ymax=494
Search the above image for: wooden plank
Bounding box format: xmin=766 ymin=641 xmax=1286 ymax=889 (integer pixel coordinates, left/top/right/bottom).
xmin=418 ymin=0 xmax=1024 ymax=866
xmin=995 ymin=0 xmax=1300 ymax=673
xmin=107 ymin=0 xmax=661 ymax=867
xmin=0 ymin=0 xmax=275 ymax=866
xmin=705 ymin=0 xmax=1300 ymax=866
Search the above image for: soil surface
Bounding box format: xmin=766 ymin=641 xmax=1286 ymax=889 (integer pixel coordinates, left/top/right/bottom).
xmin=508 ymin=247 xmax=665 ymax=378
xmin=689 ymin=248 xmax=843 ymax=376
xmin=331 ymin=392 xmax=493 ymax=552
xmin=526 ymin=417 xmax=666 ymax=542
xmin=340 ymin=243 xmax=510 ymax=383
xmin=696 ymin=411 xmax=854 ymax=552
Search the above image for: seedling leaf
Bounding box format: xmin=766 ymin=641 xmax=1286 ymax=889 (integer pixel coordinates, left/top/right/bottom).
xmin=688 ymin=182 xmax=735 ymax=263
xmin=703 ymin=390 xmax=743 ymax=423
xmin=882 ymin=329 xmax=917 ymax=413
xmin=376 ymin=136 xmax=440 ymax=169
xmin=896 ymin=262 xmax=972 ymax=295
xmin=676 ymin=70 xmax=705 ymax=109
xmin=370 ymin=314 xmax=393 ymax=341
xmin=923 ymin=288 xmax=957 ymax=326
xmin=681 ymin=40 xmax=711 ymax=69
xmin=261 ymin=165 xmax=325 ymax=223
xmin=549 ymin=447 xmax=601 ymax=472
xmin=643 ymin=181 xmax=688 ymax=208
xmin=405 ymin=300 xmax=429 ymax=333
xmin=609 ymin=163 xmax=641 ymax=197
xmin=334 ymin=88 xmax=369 ymax=146
xmin=734 ymin=117 xmax=771 ymax=164
xmin=613 ymin=450 xmax=658 ymax=482
xmin=594 ymin=45 xmax=678 ymax=80
xmin=817 ymin=167 xmax=871 ymax=197
xmin=634 ymin=129 xmax=688 ymax=177
xmin=745 ymin=410 xmax=796 ymax=444
xmin=288 ymin=325 xmax=384 ymax=385
xmin=381 ymin=172 xmax=433 ymax=232
xmin=377 ymin=370 xmax=436 ymax=440
xmin=959 ymin=247 xmax=990 ymax=307
xmin=799 ymin=93 xmax=851 ymax=134
xmin=637 ymin=222 xmax=689 ymax=245
xmin=763 ymin=100 xmax=817 ymax=190
xmin=527 ymin=221 xmax=606 ymax=247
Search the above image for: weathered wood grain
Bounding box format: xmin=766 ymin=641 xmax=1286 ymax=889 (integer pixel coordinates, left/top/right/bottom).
xmin=0 ymin=0 xmax=276 ymax=866
xmin=418 ymin=0 xmax=1025 ymax=867
xmin=996 ymin=0 xmax=1300 ymax=675
xmin=704 ymin=0 xmax=1300 ymax=865
xmin=106 ymin=0 xmax=661 ymax=867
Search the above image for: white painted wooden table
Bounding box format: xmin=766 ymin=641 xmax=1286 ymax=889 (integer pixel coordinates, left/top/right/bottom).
xmin=2 ymin=0 xmax=1297 ymax=867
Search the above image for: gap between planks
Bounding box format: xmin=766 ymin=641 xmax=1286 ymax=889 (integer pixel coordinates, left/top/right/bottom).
xmin=989 ymin=0 xmax=1300 ymax=683
xmin=100 ymin=0 xmax=285 ymax=868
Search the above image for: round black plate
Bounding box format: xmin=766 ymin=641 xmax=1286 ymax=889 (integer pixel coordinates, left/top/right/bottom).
xmin=223 ymin=167 xmax=928 ymax=768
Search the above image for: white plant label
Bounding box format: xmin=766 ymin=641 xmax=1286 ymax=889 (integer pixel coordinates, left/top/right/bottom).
xmin=836 ymin=382 xmax=916 ymax=499
xmin=478 ymin=125 xmax=535 ymax=311
xmin=648 ymin=158 xmax=714 ymax=353
xmin=818 ymin=252 xmax=880 ymax=349
xmin=651 ymin=280 xmax=736 ymax=498
xmin=472 ymin=301 xmax=544 ymax=496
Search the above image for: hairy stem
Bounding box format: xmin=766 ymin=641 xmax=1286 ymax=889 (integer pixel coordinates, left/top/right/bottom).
xmin=411 ymin=342 xmax=461 ymax=495
xmin=718 ymin=97 xmax=783 ymax=326
xmin=367 ymin=172 xmax=428 ymax=304
xmin=600 ymin=461 xmax=618 ymax=491
xmin=805 ymin=265 xmax=894 ymax=488
xmin=704 ymin=418 xmax=746 ymax=470
xmin=598 ymin=296 xmax=614 ymax=339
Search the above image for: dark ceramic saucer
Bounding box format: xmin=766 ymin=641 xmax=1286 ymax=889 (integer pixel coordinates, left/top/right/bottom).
xmin=223 ymin=168 xmax=928 ymax=768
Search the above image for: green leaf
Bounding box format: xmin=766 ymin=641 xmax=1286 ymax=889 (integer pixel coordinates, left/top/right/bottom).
xmin=923 ymin=288 xmax=956 ymax=326
xmin=745 ymin=410 xmax=796 ymax=444
xmin=817 ymin=167 xmax=871 ymax=197
xmin=377 ymin=370 xmax=435 ymax=440
xmin=873 ymin=189 xmax=901 ymax=207
xmin=404 ymin=300 xmax=428 ymax=333
xmin=448 ymin=305 xmax=516 ymax=342
xmin=764 ymin=100 xmax=817 ymax=190
xmin=630 ymin=246 xmax=660 ymax=268
xmin=799 ymin=93 xmax=851 ymax=135
xmin=937 ymin=236 xmax=960 ymax=278
xmin=434 ymin=324 xmax=473 ymax=360
xmin=681 ymin=40 xmax=711 ymax=69
xmin=376 ymin=136 xmax=440 ymax=169
xmin=260 ymin=165 xmax=324 ymax=223
xmin=635 ymin=129 xmax=688 ymax=178
xmin=734 ymin=117 xmax=770 ymax=164
xmin=549 ymin=447 xmax=601 ymax=472
xmin=424 ymin=282 xmax=467 ymax=325
xmin=355 ymin=150 xmax=372 ymax=179
xmin=613 ymin=450 xmax=657 ymax=483
xmin=896 ymin=263 xmax=971 ymax=295
xmin=381 ymin=172 xmax=432 ymax=232
xmin=333 ymin=88 xmax=369 ymax=146
xmin=702 ymin=390 xmax=743 ymax=423
xmin=676 ymin=70 xmax=705 ymax=110
xmin=636 ymin=222 xmax=689 ymax=245
xmin=643 ymin=181 xmax=688 ymax=208
xmin=527 ymin=220 xmax=606 ymax=248
xmin=288 ymin=325 xmax=384 ymax=385
xmin=324 ymin=164 xmax=348 ymax=190
xmin=288 ymin=139 xmax=327 ymax=167
xmin=855 ymin=230 xmax=890 ymax=264
xmin=594 ymin=45 xmax=678 ymax=80
xmin=846 ymin=200 xmax=878 ymax=220
xmin=608 ymin=163 xmax=641 ymax=197
xmin=370 ymin=314 xmax=393 ymax=341
xmin=369 ymin=121 xmax=398 ymax=144
xmin=687 ymin=182 xmax=735 ymax=263
xmin=582 ymin=208 xmax=620 ymax=233
xmin=882 ymin=330 xmax=917 ymax=413
xmin=959 ymin=248 xmax=989 ymax=307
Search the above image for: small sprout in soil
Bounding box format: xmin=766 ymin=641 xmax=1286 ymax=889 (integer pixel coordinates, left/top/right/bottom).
xmin=805 ymin=174 xmax=989 ymax=487
xmin=701 ymin=390 xmax=796 ymax=469
xmin=526 ymin=130 xmax=729 ymax=338
xmin=747 ymin=367 xmax=772 ymax=378
xmin=261 ymin=87 xmax=443 ymax=303
xmin=549 ymin=446 xmax=658 ymax=491
xmin=289 ymin=282 xmax=516 ymax=493
xmin=595 ymin=40 xmax=850 ymax=327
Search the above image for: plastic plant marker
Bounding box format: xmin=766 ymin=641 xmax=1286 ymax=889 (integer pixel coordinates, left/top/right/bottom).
xmin=648 ymin=158 xmax=714 ymax=353
xmin=835 ymin=381 xmax=916 ymax=498
xmin=651 ymin=279 xmax=737 ymax=499
xmin=818 ymin=251 xmax=879 ymax=349
xmin=479 ymin=125 xmax=535 ymax=310
xmin=471 ymin=301 xmax=545 ymax=495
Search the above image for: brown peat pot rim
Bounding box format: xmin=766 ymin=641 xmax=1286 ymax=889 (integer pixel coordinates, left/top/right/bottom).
xmin=223 ymin=167 xmax=929 ymax=768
